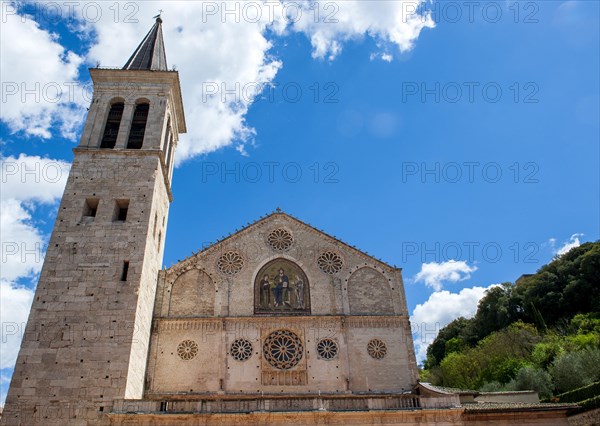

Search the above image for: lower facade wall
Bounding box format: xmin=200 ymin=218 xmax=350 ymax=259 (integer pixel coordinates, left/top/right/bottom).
xmin=107 ymin=409 xmax=571 ymax=426
xmin=0 ymin=400 xmax=572 ymax=426
xmin=146 ymin=316 xmax=416 ymax=395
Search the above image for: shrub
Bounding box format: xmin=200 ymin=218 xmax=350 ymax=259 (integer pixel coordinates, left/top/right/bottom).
xmin=479 ymin=381 xmax=505 ymax=392
xmin=531 ymin=335 xmax=564 ymax=369
xmin=552 ymin=381 xmax=600 ymax=403
xmin=551 ymin=348 xmax=600 ymax=392
xmin=507 ymin=365 xmax=553 ymax=399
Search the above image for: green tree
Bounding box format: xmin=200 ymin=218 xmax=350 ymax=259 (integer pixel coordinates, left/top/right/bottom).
xmin=531 ymin=334 xmax=564 ymax=369
xmin=444 ymin=337 xmax=465 ymax=355
xmin=507 ymin=366 xmax=553 ymax=399
xmin=439 ymin=350 xmax=481 ymax=390
xmin=471 ymin=283 xmax=523 ymax=341
xmin=551 ymin=348 xmax=600 ymax=392
xmin=422 ymin=242 xmax=600 ymax=394
xmin=424 ymin=317 xmax=473 ymax=368
xmin=516 ymin=242 xmax=600 ymax=328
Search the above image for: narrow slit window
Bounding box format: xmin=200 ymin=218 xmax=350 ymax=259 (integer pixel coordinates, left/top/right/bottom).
xmin=153 ymin=213 xmax=158 ymax=238
xmin=83 ymin=198 xmax=99 ymax=218
xmin=113 ymin=199 xmax=129 ymax=222
xmin=162 ymin=118 xmax=171 ymax=155
xmin=121 ymin=261 xmax=129 ymax=281
xmin=101 ymin=103 xmax=124 ymax=148
xmin=165 ymin=134 xmax=174 ymax=171
xmin=127 ymin=103 xmax=149 ymax=149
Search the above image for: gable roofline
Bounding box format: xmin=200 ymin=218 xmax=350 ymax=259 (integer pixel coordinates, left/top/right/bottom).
xmin=166 ymin=208 xmax=401 ymax=273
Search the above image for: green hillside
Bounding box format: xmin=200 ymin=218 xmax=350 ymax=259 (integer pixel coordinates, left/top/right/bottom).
xmin=420 ymin=241 xmax=600 ymax=398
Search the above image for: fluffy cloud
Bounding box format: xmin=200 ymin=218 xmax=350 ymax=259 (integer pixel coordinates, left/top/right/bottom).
xmin=2 ymin=1 xmax=433 ymax=162
xmin=0 ymin=199 xmax=46 ymax=282
xmin=411 ymin=285 xmax=498 ymax=362
xmin=83 ymin=1 xmax=285 ymax=163
xmin=0 ymin=6 xmax=85 ymax=139
xmin=414 ymin=260 xmax=478 ymax=291
xmin=549 ymin=233 xmax=584 ymax=256
xmin=0 ymin=155 xmax=69 ymax=375
xmin=1 ymin=155 xmax=70 ymax=281
xmin=0 ymin=281 xmax=34 ymax=370
xmin=291 ymin=0 xmax=435 ymax=60
xmin=83 ymin=1 xmax=432 ymax=163
xmin=1 ymin=154 xmax=71 ymax=204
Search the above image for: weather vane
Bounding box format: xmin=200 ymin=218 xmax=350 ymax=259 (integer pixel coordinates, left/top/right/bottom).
xmin=153 ymin=10 xmax=163 ymax=20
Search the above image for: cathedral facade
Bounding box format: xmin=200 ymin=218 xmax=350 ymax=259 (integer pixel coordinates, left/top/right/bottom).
xmin=1 ymin=18 xmax=575 ymax=426
xmin=146 ymin=211 xmax=418 ymax=397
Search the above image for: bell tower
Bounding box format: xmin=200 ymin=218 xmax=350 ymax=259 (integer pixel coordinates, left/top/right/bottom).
xmin=2 ymin=17 xmax=186 ymax=425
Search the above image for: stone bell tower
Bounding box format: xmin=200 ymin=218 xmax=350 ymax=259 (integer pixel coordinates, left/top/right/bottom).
xmin=1 ymin=17 xmax=186 ymax=425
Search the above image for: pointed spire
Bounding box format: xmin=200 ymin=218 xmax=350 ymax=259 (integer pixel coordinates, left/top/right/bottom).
xmin=123 ymin=16 xmax=168 ymax=71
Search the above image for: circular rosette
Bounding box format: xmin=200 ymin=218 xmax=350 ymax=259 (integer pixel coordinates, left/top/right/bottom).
xmin=317 ymin=251 xmax=343 ymax=275
xmin=267 ymin=228 xmax=294 ymax=251
xmin=230 ymin=339 xmax=253 ymax=361
xmin=263 ymin=330 xmax=304 ymax=370
xmin=367 ymin=339 xmax=387 ymax=360
xmin=316 ymin=338 xmax=339 ymax=360
xmin=217 ymin=251 xmax=244 ymax=275
xmin=177 ymin=340 xmax=198 ymax=360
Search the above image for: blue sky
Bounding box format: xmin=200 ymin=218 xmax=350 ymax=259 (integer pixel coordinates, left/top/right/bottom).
xmin=1 ymin=0 xmax=598 ymax=403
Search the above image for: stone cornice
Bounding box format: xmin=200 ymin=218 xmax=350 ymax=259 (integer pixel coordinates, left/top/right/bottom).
xmin=153 ymin=315 xmax=411 ymax=332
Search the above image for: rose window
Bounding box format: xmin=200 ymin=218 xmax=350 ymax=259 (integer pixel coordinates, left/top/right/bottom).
xmin=267 ymin=228 xmax=294 ymax=251
xmin=263 ymin=330 xmax=304 ymax=370
xmin=367 ymin=339 xmax=387 ymax=360
xmin=230 ymin=339 xmax=253 ymax=361
xmin=177 ymin=340 xmax=198 ymax=360
xmin=316 ymin=338 xmax=339 ymax=360
xmin=317 ymin=251 xmax=343 ymax=275
xmin=217 ymin=251 xmax=244 ymax=275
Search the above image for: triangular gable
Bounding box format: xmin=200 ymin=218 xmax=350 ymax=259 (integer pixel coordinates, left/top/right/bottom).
xmin=166 ymin=209 xmax=399 ymax=273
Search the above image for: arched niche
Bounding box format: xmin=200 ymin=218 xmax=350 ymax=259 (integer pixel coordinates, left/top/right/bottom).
xmin=254 ymin=258 xmax=310 ymax=315
xmin=126 ymin=99 xmax=150 ymax=149
xmin=347 ymin=267 xmax=394 ymax=315
xmin=168 ymin=269 xmax=214 ymax=317
xmin=100 ymin=100 xmax=125 ymax=148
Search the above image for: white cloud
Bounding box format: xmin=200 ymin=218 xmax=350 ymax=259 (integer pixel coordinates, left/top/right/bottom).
xmin=551 ymin=233 xmax=584 ymax=256
xmin=82 ymin=1 xmax=286 ymax=164
xmin=0 ymin=199 xmax=46 ymax=282
xmin=1 ymin=154 xmax=71 ymax=204
xmin=0 ymin=155 xmax=69 ymax=281
xmin=0 ymin=154 xmax=69 ymax=374
xmin=410 ymin=285 xmax=498 ymax=362
xmin=0 ymin=7 xmax=86 ymax=139
xmin=414 ymin=260 xmax=478 ymax=291
xmin=3 ymin=1 xmax=433 ymax=163
xmin=0 ymin=281 xmax=34 ymax=370
xmin=291 ymin=0 xmax=435 ymax=60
